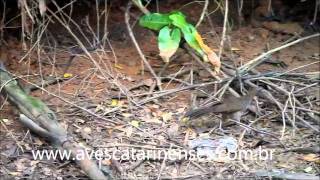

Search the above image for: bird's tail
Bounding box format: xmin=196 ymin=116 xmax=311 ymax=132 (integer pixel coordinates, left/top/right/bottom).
xmin=184 ymin=106 xmax=214 ymax=119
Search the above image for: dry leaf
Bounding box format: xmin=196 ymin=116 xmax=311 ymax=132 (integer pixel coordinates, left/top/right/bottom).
xmin=207 ymin=51 xmax=221 ymax=73
xmin=167 ymin=123 xmax=179 ymax=137
xmin=114 ymin=63 xmax=124 ymax=69
xmin=1 ymin=118 xmax=11 ymax=125
xmin=126 ymin=126 xmax=133 ymax=137
xmin=110 ymin=99 xmax=119 ymax=107
xmin=83 ymin=127 xmax=92 ymax=134
xmin=63 ymin=73 xmax=73 ymax=78
xmin=302 ymin=154 xmax=320 ymax=162
xmin=143 ymin=78 xmax=154 ymax=87
xmin=130 ymin=120 xmax=140 ymax=128
xmin=161 ymin=112 xmax=173 ymax=122
xmin=194 ymin=31 xmax=220 ymax=73
xmin=304 ymin=166 xmax=313 ymax=173
xmin=176 ymin=107 xmax=186 ymax=114
xmin=122 ymin=113 xmax=133 ymax=118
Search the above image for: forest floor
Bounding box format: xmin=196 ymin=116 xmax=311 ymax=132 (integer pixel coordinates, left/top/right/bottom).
xmin=1 ymin=1 xmax=319 ymax=179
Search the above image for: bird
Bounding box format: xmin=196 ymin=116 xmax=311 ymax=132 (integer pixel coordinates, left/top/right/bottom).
xmin=185 ymin=88 xmax=258 ymax=122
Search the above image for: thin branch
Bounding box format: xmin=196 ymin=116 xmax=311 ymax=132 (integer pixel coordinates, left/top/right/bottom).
xmin=125 ymin=1 xmax=162 ymax=91
xmin=196 ymin=0 xmax=209 ymax=27
xmin=239 ymin=33 xmax=320 ymax=75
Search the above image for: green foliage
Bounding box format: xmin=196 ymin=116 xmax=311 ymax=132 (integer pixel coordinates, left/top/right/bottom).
xmin=180 ymin=24 xmax=204 ymax=56
xmin=168 ymin=12 xmax=187 ymax=29
xmin=139 ymin=13 xmax=171 ymax=31
xmin=139 ymin=11 xmax=215 ymax=65
xmin=158 ymin=26 xmax=181 ymax=62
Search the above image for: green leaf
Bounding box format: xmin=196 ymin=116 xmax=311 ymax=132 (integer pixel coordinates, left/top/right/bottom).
xmin=139 ymin=13 xmax=171 ymax=31
xmin=169 ymin=12 xmax=204 ymax=56
xmin=181 ymin=24 xmax=204 ymax=56
xmin=169 ymin=12 xmax=188 ymax=29
xmin=158 ymin=26 xmax=181 ymax=62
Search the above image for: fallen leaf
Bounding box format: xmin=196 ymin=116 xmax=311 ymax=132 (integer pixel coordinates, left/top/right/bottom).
xmin=146 ymin=118 xmax=163 ymax=124
xmin=63 ymin=73 xmax=73 ymax=78
xmin=304 ymin=166 xmax=313 ymax=173
xmin=302 ymin=154 xmax=320 ymax=162
xmin=231 ymin=47 xmax=241 ymax=51
xmin=95 ymin=104 xmax=106 ymax=112
xmin=181 ymin=117 xmax=189 ymax=123
xmin=83 ymin=127 xmax=92 ymax=134
xmin=126 ymin=126 xmax=133 ymax=137
xmin=161 ymin=112 xmax=173 ymax=122
xmin=122 ymin=113 xmax=133 ymax=118
xmin=176 ymin=107 xmax=186 ymax=113
xmin=81 ymin=128 xmax=92 ymax=140
xmin=167 ymin=123 xmax=179 ymax=137
xmin=1 ymin=118 xmax=11 ymax=125
xmin=114 ymin=63 xmax=123 ymax=69
xmin=130 ymin=120 xmax=140 ymax=128
xmin=110 ymin=99 xmax=119 ymax=107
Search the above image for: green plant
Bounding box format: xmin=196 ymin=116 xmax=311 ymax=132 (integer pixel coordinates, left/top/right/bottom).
xmin=139 ymin=11 xmax=220 ymax=72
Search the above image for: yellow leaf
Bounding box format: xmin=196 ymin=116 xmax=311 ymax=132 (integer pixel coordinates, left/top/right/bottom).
xmin=63 ymin=73 xmax=73 ymax=78
xmin=194 ymin=32 xmax=213 ymax=54
xmin=231 ymin=47 xmax=241 ymax=51
xmin=110 ymin=99 xmax=119 ymax=107
xmin=194 ymin=31 xmax=220 ymax=73
xmin=130 ymin=120 xmax=140 ymax=128
xmin=114 ymin=64 xmax=123 ymax=69
xmin=181 ymin=117 xmax=189 ymax=123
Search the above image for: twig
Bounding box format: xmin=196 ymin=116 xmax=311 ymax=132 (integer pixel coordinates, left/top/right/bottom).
xmin=183 ymin=44 xmax=240 ymax=98
xmin=239 ymin=33 xmax=320 ymax=75
xmin=195 ymin=0 xmax=209 ymax=27
xmin=125 ymin=2 xmax=162 ymax=91
xmin=137 ymin=79 xmax=227 ymax=105
xmin=217 ymin=0 xmax=228 ymax=61
xmin=228 ymin=119 xmax=282 ymax=142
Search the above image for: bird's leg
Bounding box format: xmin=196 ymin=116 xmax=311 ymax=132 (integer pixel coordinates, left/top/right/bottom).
xmin=217 ymin=117 xmax=231 ymax=134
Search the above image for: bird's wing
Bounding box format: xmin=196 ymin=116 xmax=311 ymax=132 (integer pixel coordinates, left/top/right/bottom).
xmin=185 ymin=102 xmax=221 ymax=119
xmin=211 ymin=102 xmax=241 ymax=113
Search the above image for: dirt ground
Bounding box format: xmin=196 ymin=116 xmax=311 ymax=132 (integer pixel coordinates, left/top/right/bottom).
xmin=0 ymin=1 xmax=319 ymax=179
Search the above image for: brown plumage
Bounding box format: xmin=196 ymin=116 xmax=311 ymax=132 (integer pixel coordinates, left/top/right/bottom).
xmin=185 ymin=88 xmax=257 ymax=121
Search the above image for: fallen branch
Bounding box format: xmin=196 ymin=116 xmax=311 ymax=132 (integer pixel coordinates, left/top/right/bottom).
xmin=0 ymin=67 xmax=112 ymax=180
